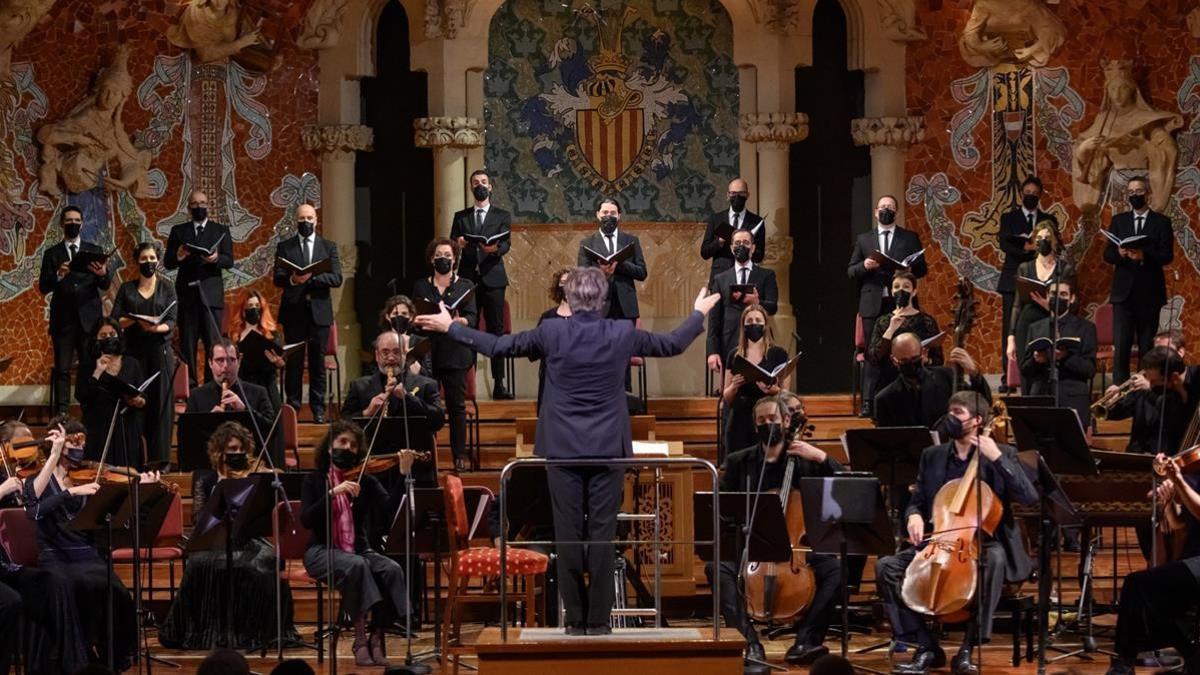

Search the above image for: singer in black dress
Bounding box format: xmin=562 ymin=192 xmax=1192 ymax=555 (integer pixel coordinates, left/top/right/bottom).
xmin=112 ymin=242 xmax=178 ymax=468
xmin=720 ymin=305 xmax=787 ymax=453
xmin=76 ymin=319 xmax=147 ymax=468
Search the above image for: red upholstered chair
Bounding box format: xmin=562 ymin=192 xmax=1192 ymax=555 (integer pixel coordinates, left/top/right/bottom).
xmin=1094 ymin=303 xmax=1115 ymax=391
xmin=323 ymin=323 xmax=342 ymax=418
xmin=111 ymin=490 xmax=184 ymax=603
xmin=630 ymin=317 xmax=649 ymax=408
xmin=851 ymin=314 xmax=867 ymax=410
xmin=273 ymin=500 xmax=326 ymax=661
xmin=441 ymin=474 xmax=548 ymax=671
xmin=1006 ymin=348 xmax=1022 ymax=391
xmin=280 ymin=404 xmax=301 ymax=469
xmin=173 ymin=362 xmax=190 ymax=415
xmin=0 ymin=507 xmax=37 ymax=567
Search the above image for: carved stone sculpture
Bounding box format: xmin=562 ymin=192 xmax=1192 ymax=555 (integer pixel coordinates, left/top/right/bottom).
xmin=297 ymin=0 xmax=347 ymax=50
xmin=878 ymin=0 xmax=925 ymax=42
xmin=168 ymin=0 xmax=279 ymax=71
xmin=36 ymin=47 xmax=152 ymax=197
xmin=413 ymin=117 xmax=484 ymax=149
xmin=958 ymin=0 xmax=1066 ymax=68
xmin=0 ymin=0 xmax=54 ymax=76
xmin=424 ymin=0 xmax=467 ymax=39
xmin=1071 ymin=60 xmax=1182 ymax=215
xmin=739 ymin=112 xmax=809 ymax=146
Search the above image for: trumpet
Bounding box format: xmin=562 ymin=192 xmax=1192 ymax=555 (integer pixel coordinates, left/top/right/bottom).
xmin=1091 ymin=375 xmax=1143 ymax=420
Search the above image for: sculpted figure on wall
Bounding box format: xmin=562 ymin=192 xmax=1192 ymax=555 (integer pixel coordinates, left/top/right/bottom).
xmin=168 ymin=0 xmax=279 ymax=71
xmin=878 ymin=0 xmax=925 ymax=41
xmin=1072 ymin=60 xmax=1182 ymax=215
xmin=297 ymin=0 xmax=347 ymax=50
xmin=36 ymin=47 xmax=152 ymax=198
xmin=958 ymin=0 xmax=1065 ymax=68
xmin=0 ymin=0 xmax=54 ymax=76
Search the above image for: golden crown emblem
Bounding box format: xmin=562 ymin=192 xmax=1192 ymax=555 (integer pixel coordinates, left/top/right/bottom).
xmin=581 ymin=6 xmax=636 ymax=76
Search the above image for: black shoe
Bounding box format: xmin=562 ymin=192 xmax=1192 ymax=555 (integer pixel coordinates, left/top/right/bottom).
xmin=894 ymin=646 xmax=946 ymax=675
xmin=745 ymin=641 xmax=768 ymax=671
xmin=492 ymin=383 xmax=514 ymax=400
xmin=1106 ymin=656 xmax=1136 ymax=675
xmin=564 ymin=623 xmax=587 ymax=636
xmin=586 ymin=624 xmax=612 ymax=636
xmin=312 ymin=411 xmax=327 ymax=424
xmin=785 ymin=643 xmax=828 ymax=665
xmin=859 ymin=404 xmax=872 ymax=418
xmin=454 ymin=458 xmax=468 ymax=473
xmin=951 ymin=649 xmax=978 ymax=675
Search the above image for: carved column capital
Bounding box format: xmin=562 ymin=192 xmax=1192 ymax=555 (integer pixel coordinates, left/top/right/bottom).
xmin=739 ymin=112 xmax=809 ymax=147
xmin=413 ymin=116 xmax=484 ymax=149
xmin=851 ymin=116 xmax=926 ymax=149
xmin=302 ymin=124 xmax=374 ymax=160
xmin=763 ymin=234 xmax=794 ymax=266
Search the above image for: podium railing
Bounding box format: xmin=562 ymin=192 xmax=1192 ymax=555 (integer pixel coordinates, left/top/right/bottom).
xmin=498 ymin=456 xmax=722 ymax=641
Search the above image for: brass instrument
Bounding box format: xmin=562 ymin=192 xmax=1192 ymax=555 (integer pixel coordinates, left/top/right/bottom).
xmin=1091 ymin=375 xmax=1142 ymax=420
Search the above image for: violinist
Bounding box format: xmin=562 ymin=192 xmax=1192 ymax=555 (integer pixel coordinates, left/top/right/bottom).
xmin=874 ymin=393 xmax=1037 ymax=675
xmin=160 ymin=421 xmax=296 ymax=649
xmin=706 ymin=395 xmax=843 ymax=670
xmin=1106 ymin=457 xmax=1200 ymax=675
xmin=300 ymin=420 xmax=409 ymax=668
xmin=23 ymin=416 xmax=155 ymax=672
xmin=76 ymin=318 xmax=147 ymax=468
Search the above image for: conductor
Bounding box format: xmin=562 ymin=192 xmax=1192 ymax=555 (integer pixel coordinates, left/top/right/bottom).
xmin=416 ymin=266 xmax=720 ymax=634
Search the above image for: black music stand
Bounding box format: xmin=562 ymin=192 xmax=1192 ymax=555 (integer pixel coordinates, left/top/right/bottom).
xmin=188 ymin=474 xmax=279 ymax=648
xmin=386 ymin=487 xmax=447 ymax=667
xmin=842 ymin=427 xmax=936 ymax=532
xmin=177 ymin=412 xmax=257 ymax=471
xmin=70 ymin=484 xmax=139 ymax=671
xmin=1001 ymin=395 xmax=1056 ymax=409
xmin=799 ymin=475 xmax=894 ymax=670
xmin=352 ymin=417 xmax=436 ymax=486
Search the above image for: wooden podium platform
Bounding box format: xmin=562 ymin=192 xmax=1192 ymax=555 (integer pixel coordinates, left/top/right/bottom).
xmin=472 ymin=627 xmax=745 ymax=674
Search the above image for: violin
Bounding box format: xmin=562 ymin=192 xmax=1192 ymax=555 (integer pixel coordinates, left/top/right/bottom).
xmin=900 ymin=404 xmax=1009 ymax=623
xmin=68 ymin=460 xmax=180 ymax=494
xmin=1150 ymin=448 xmax=1200 ymax=566
xmin=342 ymin=450 xmax=432 ymax=481
xmin=0 ymin=434 xmax=42 ymax=479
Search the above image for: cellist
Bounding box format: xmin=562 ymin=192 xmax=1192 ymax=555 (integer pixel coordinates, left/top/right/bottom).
xmin=705 ymin=394 xmax=844 ymax=670
xmin=875 ymin=392 xmax=1037 ymax=675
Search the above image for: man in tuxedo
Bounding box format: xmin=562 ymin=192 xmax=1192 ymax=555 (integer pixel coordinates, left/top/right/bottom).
xmin=576 ymin=197 xmax=648 ymax=322
xmin=165 ymin=190 xmax=234 ymax=385
xmin=700 ymin=178 xmax=765 ymax=284
xmin=997 ymin=176 xmax=1058 ymax=392
xmin=1104 ymin=176 xmax=1175 ymax=384
xmin=272 ymin=204 xmax=343 ymax=424
xmin=874 ymin=332 xmax=991 ymax=429
xmin=451 ymin=169 xmax=514 ymax=399
xmin=185 ymin=338 xmax=275 ymax=440
xmin=1020 ymin=277 xmax=1098 ymax=430
xmin=415 ymin=267 xmax=720 ymax=635
xmin=706 ymin=228 xmax=779 ymax=372
xmin=847 ymin=195 xmax=928 ymax=416
xmin=38 ymin=206 xmax=113 ymax=414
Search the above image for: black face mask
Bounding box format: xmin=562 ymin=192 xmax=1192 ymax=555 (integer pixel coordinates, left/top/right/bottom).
xmin=63 ymin=222 xmax=82 ymax=239
xmin=732 ymin=245 xmax=751 ymax=263
xmin=243 ymin=307 xmax=262 ymax=325
xmin=472 ymin=185 xmax=490 ymax=202
xmin=1036 ymin=238 xmax=1053 ymax=256
xmin=296 ymin=221 xmax=315 ymax=238
xmin=898 ymin=358 xmax=924 ymax=380
xmin=1129 ymin=193 xmax=1147 ymax=211
xmin=1022 ymin=194 xmax=1040 ymax=211
xmin=191 ymin=206 xmax=208 ymax=222
xmin=937 ymin=414 xmax=968 ymax=440
xmin=599 ymin=216 xmax=618 ymax=234
xmin=878 ymin=209 xmax=896 ymax=226
xmin=65 ymin=446 xmax=86 ymax=469
xmin=331 ymin=449 xmax=360 ymax=470
xmin=391 ymin=315 xmax=411 ymax=334
xmin=894 ymin=290 xmax=912 ymax=309
xmin=432 ymin=257 xmax=453 ymax=275
xmin=96 ymin=335 xmax=122 ymax=356
xmin=224 ymin=453 xmax=249 ymax=472
xmin=1049 ymin=295 xmax=1072 ymax=316
xmin=729 ymin=195 xmax=747 ymax=213
xmin=139 ymin=261 xmax=156 ymax=278
xmin=744 ymin=323 xmax=765 ymax=342
xmin=756 ymin=422 xmax=784 ymax=447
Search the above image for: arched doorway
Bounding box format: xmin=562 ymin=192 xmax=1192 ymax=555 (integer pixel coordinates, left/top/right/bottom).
xmin=789 ymin=0 xmax=870 ymax=393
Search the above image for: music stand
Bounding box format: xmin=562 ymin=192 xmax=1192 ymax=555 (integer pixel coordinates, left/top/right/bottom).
xmin=693 ymin=492 xmax=792 ymax=564
xmin=842 ymin=427 xmax=936 ymax=532
xmin=500 ymin=465 xmax=553 ymax=543
xmin=1001 ymin=395 xmax=1056 ymax=409
xmin=385 ymin=487 xmax=447 ymax=668
xmin=70 ymin=484 xmax=134 ymax=671
xmin=188 ymin=474 xmax=278 ymax=648
xmin=799 ymin=475 xmax=894 ymax=671
xmin=352 ymin=417 xmax=436 ymax=486
xmin=177 ymin=412 xmax=257 ymax=471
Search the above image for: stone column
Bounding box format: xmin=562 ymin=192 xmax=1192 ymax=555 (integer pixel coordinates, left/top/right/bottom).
xmin=739 ymin=112 xmax=809 ymax=341
xmin=414 ymin=116 xmax=485 ymax=238
xmin=851 ymin=116 xmax=925 ymax=225
xmin=301 ymin=123 xmax=374 ymax=383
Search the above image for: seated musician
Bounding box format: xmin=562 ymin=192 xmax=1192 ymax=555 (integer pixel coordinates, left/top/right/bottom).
xmin=1019 ymin=276 xmax=1097 ymax=430
xmin=160 ymin=421 xmax=297 ymax=649
xmin=301 ymin=419 xmax=409 ymax=668
xmin=185 ymin=337 xmax=278 ymax=461
xmin=1105 ymin=346 xmax=1200 ymax=456
xmin=875 ymin=392 xmax=1037 ymax=675
xmin=874 ymin=332 xmax=991 ymax=429
xmin=23 ymin=416 xmax=160 ymax=671
xmin=1106 ymin=456 xmax=1200 ymax=675
xmin=706 ymin=395 xmax=844 ymax=669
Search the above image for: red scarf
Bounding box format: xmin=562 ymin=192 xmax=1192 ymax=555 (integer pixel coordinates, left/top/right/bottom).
xmin=328 ymin=469 xmax=356 ymax=553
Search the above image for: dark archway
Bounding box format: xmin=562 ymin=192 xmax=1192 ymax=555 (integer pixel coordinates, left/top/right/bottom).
xmin=355 ymin=1 xmax=432 ymax=354
xmin=789 ymin=0 xmax=870 ymax=393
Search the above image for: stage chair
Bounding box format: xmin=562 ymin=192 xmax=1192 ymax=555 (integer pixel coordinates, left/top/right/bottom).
xmin=441 ymin=474 xmax=549 ymax=673
xmin=280 ymin=404 xmax=301 ymax=469
xmin=273 ymin=500 xmax=327 ymax=662
xmin=851 ymin=313 xmax=867 ymax=410
xmin=172 ymin=362 xmax=190 ymax=415
xmin=1006 ymin=348 xmax=1022 ymax=391
xmin=322 ymin=323 xmax=342 ymax=419
xmin=0 ymin=507 xmax=37 ymax=567
xmin=631 ymin=317 xmax=649 ymax=408
xmin=1094 ymin=303 xmax=1114 ymax=392
xmin=111 ymin=490 xmax=184 ymax=604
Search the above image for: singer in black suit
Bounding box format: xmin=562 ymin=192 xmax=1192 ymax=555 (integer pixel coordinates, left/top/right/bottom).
xmin=451 ymin=170 xmax=515 ymax=399
xmin=1020 ymin=278 xmax=1098 ymax=430
xmin=706 ymin=229 xmax=778 ymax=370
xmin=1103 ymin=177 xmax=1175 ymax=384
xmin=576 ymin=197 xmax=648 ymax=321
xmin=185 ymin=338 xmax=276 ymax=438
xmin=165 ymin=191 xmax=234 ymax=385
xmin=272 ymin=204 xmax=343 ymax=423
xmin=38 ymin=206 xmax=113 ymax=414
xmin=700 ymin=178 xmax=765 ymax=283
xmin=847 ymin=196 xmax=927 ymax=416
xmin=997 ymin=177 xmax=1058 ymax=390
xmin=414 ymin=266 xmax=720 ymax=634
